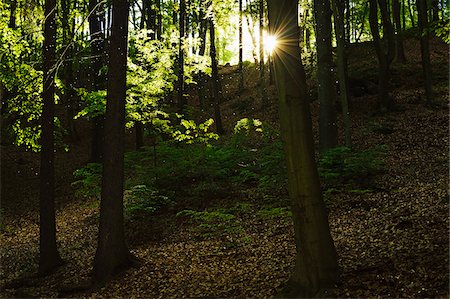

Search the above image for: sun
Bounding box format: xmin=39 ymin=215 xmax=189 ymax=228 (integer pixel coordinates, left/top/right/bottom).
xmin=265 ymin=34 xmax=278 ymax=54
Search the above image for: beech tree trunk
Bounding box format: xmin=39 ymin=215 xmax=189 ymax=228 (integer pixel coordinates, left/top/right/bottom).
xmin=92 ymin=0 xmax=134 ymax=285
xmin=267 ymin=0 xmax=338 ymax=296
xmin=392 ymin=0 xmax=407 ymax=63
xmin=89 ymin=0 xmax=105 ymax=163
xmin=209 ymin=18 xmax=225 ymax=135
xmin=9 ymin=0 xmax=16 ymax=28
xmin=417 ymin=0 xmax=434 ymax=105
xmin=314 ymin=0 xmax=337 ymax=152
xmin=39 ymin=0 xmax=63 ymax=275
xmin=332 ymin=0 xmax=351 ymax=147
xmin=238 ymin=0 xmax=244 ymax=91
xmin=368 ymin=0 xmax=395 ymax=109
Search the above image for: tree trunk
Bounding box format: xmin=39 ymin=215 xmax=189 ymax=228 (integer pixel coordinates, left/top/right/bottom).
xmin=368 ymin=0 xmax=394 ymax=109
xmin=196 ymin=1 xmax=208 ymax=110
xmin=92 ymin=0 xmax=134 ymax=285
xmin=238 ymin=0 xmax=244 ymax=91
xmin=177 ymin=0 xmax=186 ymax=113
xmin=314 ymin=0 xmax=337 ymax=152
xmin=156 ymin=0 xmax=162 ymax=39
xmin=267 ymin=0 xmax=338 ymax=297
xmin=9 ymin=0 xmax=16 ymax=28
xmin=89 ymin=0 xmax=106 ymax=163
xmin=431 ymin=0 xmax=439 ymax=21
xmin=345 ymin=0 xmax=350 ymax=43
xmin=39 ymin=0 xmax=63 ymax=275
xmin=392 ymin=0 xmax=407 ymax=62
xmin=332 ymin=0 xmax=351 ymax=147
xmin=259 ymin=0 xmax=267 ymax=110
xmin=209 ymin=18 xmax=225 ymax=135
xmin=417 ymin=0 xmax=434 ymax=105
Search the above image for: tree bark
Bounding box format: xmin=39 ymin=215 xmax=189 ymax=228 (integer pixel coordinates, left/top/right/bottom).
xmin=209 ymin=18 xmax=225 ymax=135
xmin=332 ymin=0 xmax=351 ymax=147
xmin=368 ymin=0 xmax=395 ymax=109
xmin=314 ymin=0 xmax=337 ymax=152
xmin=39 ymin=0 xmax=63 ymax=275
xmin=417 ymin=0 xmax=434 ymax=105
xmin=268 ymin=0 xmax=338 ymax=297
xmin=238 ymin=0 xmax=244 ymax=91
xmin=392 ymin=0 xmax=407 ymax=62
xmin=92 ymin=0 xmax=134 ymax=285
xmin=9 ymin=0 xmax=16 ymax=28
xmin=89 ymin=0 xmax=106 ymax=163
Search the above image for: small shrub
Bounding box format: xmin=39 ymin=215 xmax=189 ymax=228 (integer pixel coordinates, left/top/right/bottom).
xmin=72 ymin=163 xmax=102 ymax=199
xmin=124 ymin=185 xmax=172 ymax=216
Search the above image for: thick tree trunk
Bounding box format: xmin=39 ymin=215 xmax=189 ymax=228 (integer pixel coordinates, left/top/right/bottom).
xmin=431 ymin=0 xmax=439 ymax=21
xmin=92 ymin=0 xmax=134 ymax=285
xmin=268 ymin=0 xmax=338 ymax=297
xmin=417 ymin=0 xmax=434 ymax=105
xmin=177 ymin=0 xmax=186 ymax=113
xmin=9 ymin=0 xmax=16 ymax=28
xmin=39 ymin=0 xmax=63 ymax=275
xmin=314 ymin=0 xmax=337 ymax=152
xmin=156 ymin=0 xmax=162 ymax=39
xmin=392 ymin=0 xmax=407 ymax=62
xmin=332 ymin=0 xmax=351 ymax=147
xmin=209 ymin=18 xmax=225 ymax=135
xmin=89 ymin=0 xmax=106 ymax=163
xmin=238 ymin=0 xmax=244 ymax=91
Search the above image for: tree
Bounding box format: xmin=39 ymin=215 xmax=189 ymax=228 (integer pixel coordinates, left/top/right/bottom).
xmin=209 ymin=16 xmax=225 ymax=135
xmin=314 ymin=0 xmax=337 ymax=151
xmin=392 ymin=0 xmax=407 ymax=62
xmin=417 ymin=0 xmax=434 ymax=105
xmin=39 ymin=0 xmax=63 ymax=275
xmin=238 ymin=0 xmax=244 ymax=91
xmin=258 ymin=0 xmax=267 ymax=109
xmin=267 ymin=0 xmax=338 ymax=296
xmin=92 ymin=0 xmax=136 ymax=285
xmin=89 ymin=0 xmax=106 ymax=162
xmin=332 ymin=0 xmax=351 ymax=147
xmin=368 ymin=0 xmax=395 ymax=110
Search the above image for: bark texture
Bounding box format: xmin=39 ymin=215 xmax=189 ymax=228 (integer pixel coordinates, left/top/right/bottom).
xmin=268 ymin=0 xmax=338 ymax=296
xmin=39 ymin=0 xmax=63 ymax=275
xmin=314 ymin=0 xmax=337 ymax=151
xmin=92 ymin=0 xmax=134 ymax=285
xmin=209 ymin=18 xmax=225 ymax=135
xmin=332 ymin=0 xmax=351 ymax=147
xmin=417 ymin=0 xmax=434 ymax=104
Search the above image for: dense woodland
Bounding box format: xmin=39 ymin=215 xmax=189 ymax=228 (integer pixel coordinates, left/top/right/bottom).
xmin=0 ymin=0 xmax=449 ymax=297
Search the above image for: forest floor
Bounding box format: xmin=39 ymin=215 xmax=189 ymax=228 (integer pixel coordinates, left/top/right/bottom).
xmin=0 ymin=36 xmax=449 ymax=298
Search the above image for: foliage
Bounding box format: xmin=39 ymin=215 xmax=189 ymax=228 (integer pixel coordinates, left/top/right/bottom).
xmin=74 ymin=89 xmax=107 ymax=119
xmin=318 ymin=146 xmax=386 ymax=187
xmin=257 ymin=206 xmax=292 ymax=218
xmin=124 ymin=185 xmax=172 ymax=216
xmin=171 ymin=118 xmax=219 ymax=144
xmin=0 ymin=12 xmax=43 ymax=151
xmin=430 ymin=18 xmax=450 ymax=44
xmin=72 ymin=163 xmax=102 ymax=199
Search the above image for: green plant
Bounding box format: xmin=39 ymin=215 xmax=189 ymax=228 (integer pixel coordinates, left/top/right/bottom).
xmin=257 ymin=206 xmax=292 ymax=218
xmin=72 ymin=163 xmax=102 ymax=199
xmin=124 ymin=185 xmax=172 ymax=216
xmin=318 ymin=146 xmax=386 ymax=187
